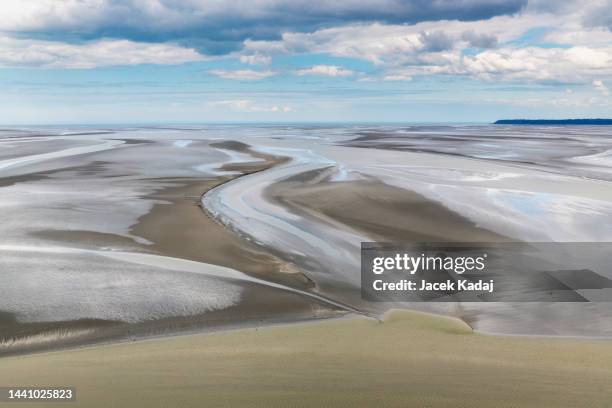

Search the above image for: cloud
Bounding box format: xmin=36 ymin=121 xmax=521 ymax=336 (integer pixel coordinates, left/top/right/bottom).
xmin=0 ymin=36 xmax=203 ymax=68
xmin=0 ymin=0 xmax=527 ymax=54
xmin=419 ymin=31 xmax=454 ymax=52
xmin=451 ymin=46 xmax=612 ymax=82
xmin=296 ymin=65 xmax=354 ymax=77
xmin=358 ymin=45 xmax=612 ymax=84
xmin=239 ymin=54 xmax=272 ymax=65
xmin=209 ymin=69 xmax=276 ymax=80
xmin=461 ymin=30 xmax=498 ymax=48
xmin=593 ymin=79 xmax=610 ymax=95
xmin=245 ymin=24 xmax=424 ymax=65
xmin=545 ymin=27 xmax=612 ymax=47
xmin=580 ymin=0 xmax=612 ymax=30
xmin=1 ymin=0 xmax=611 ymax=90
xmin=244 ymin=12 xmax=612 ymax=85
xmin=241 ymin=15 xmax=539 ymax=66
xmin=209 ymin=99 xmax=292 ymax=112
xmin=381 ymin=72 xmax=413 ymax=81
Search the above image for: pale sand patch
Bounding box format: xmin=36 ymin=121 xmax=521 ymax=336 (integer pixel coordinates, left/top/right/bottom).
xmin=1 ymin=310 xmax=610 ymax=408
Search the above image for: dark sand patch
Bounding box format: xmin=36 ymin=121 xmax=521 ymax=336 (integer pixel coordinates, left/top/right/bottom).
xmin=0 ymin=161 xmax=112 ymax=187
xmin=0 ymin=311 xmax=18 ymax=327
xmin=0 ymin=319 xmax=123 ymax=357
xmin=33 ymin=230 xmax=146 ymax=251
xmin=268 ymin=170 xmax=508 ymax=242
xmin=209 ymin=140 xmax=252 ymax=151
xmin=128 ymin=141 xmax=303 ymax=288
xmin=0 ymin=280 xmax=338 ymax=357
xmin=109 ymin=138 xmax=153 ymax=145
xmin=131 ymin=177 xmax=311 ymax=289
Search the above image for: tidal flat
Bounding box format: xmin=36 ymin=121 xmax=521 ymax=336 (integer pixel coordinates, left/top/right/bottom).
xmin=1 ymin=125 xmax=612 ymax=356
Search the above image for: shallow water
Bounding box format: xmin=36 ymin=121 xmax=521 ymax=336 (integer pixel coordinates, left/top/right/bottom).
xmin=1 ymin=124 xmax=612 ymax=342
xmin=201 ymin=125 xmax=612 ymax=336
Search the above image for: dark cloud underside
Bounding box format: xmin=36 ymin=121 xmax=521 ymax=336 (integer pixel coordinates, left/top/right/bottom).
xmin=11 ymin=0 xmax=528 ymax=54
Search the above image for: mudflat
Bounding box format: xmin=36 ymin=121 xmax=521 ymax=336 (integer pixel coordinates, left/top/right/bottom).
xmin=268 ymin=170 xmax=508 ymax=242
xmin=1 ymin=141 xmax=329 ymax=355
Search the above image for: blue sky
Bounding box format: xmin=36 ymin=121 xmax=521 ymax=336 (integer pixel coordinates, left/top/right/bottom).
xmin=0 ymin=0 xmax=611 ymax=124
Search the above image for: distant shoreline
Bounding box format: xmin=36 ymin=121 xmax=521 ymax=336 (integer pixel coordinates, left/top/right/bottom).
xmin=495 ymin=119 xmax=612 ymax=125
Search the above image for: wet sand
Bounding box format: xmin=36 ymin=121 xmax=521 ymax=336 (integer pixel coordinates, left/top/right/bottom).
xmin=267 ymin=168 xmax=508 ymax=243
xmin=34 ymin=143 xmax=308 ymax=287
xmin=1 ymin=141 xmax=335 ymax=355
xmin=2 ymin=124 xmax=612 ymax=356
xmin=0 ymin=283 xmax=337 ymax=357
xmin=2 ymin=310 xmax=611 ymax=408
xmin=133 ymin=178 xmax=312 ymax=288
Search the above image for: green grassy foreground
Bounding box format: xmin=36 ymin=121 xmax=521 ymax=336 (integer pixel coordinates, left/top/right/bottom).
xmin=1 ymin=311 xmax=611 ymax=407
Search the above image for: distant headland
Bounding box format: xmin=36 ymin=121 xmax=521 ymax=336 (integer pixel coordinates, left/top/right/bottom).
xmin=494 ymin=119 xmax=612 ymax=125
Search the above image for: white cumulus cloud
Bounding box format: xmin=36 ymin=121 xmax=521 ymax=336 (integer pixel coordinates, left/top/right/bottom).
xmin=452 ymin=46 xmax=612 ymax=82
xmin=239 ymin=54 xmax=272 ymax=65
xmin=209 ymin=69 xmax=276 ymax=80
xmin=381 ymin=72 xmax=413 ymax=81
xmin=296 ymin=65 xmax=354 ymax=77
xmin=0 ymin=36 xmax=203 ymax=68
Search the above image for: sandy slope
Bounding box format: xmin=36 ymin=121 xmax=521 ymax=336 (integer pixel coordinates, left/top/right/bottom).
xmin=2 ymin=310 xmax=611 ymax=408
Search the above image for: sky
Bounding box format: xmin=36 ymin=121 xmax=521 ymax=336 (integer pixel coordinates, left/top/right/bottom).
xmin=0 ymin=0 xmax=611 ymax=124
